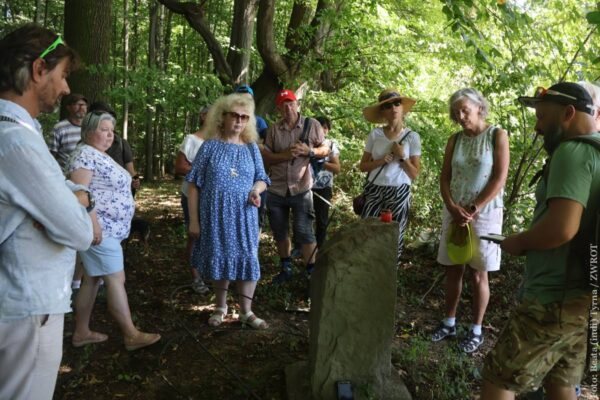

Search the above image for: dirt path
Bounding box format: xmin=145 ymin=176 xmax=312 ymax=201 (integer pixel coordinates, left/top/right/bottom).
xmin=55 ymin=180 xmax=597 ymax=400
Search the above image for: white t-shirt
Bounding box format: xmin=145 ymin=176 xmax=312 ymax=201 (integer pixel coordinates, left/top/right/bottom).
xmin=364 ymin=127 xmax=421 ymax=186
xmin=179 ymin=134 xmax=204 ymax=196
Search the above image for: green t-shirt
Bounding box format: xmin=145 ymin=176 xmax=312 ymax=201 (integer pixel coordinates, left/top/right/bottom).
xmin=522 ymin=133 xmax=600 ymax=304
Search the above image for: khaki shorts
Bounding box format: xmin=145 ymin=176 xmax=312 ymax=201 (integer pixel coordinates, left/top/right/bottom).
xmin=482 ymin=294 xmax=591 ymax=393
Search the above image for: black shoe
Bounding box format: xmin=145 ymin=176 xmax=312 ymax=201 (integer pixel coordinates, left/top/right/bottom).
xmin=458 ymin=331 xmax=484 ymax=353
xmin=272 ymin=269 xmax=292 ymax=285
xmin=431 ymin=323 xmax=457 ymax=342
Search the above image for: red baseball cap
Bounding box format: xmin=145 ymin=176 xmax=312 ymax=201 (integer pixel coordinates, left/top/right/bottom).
xmin=275 ymin=89 xmax=297 ymax=107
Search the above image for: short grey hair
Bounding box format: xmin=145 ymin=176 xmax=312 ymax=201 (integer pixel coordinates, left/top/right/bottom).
xmin=80 ymin=112 xmax=116 ymax=144
xmin=578 ymin=81 xmax=600 ymax=108
xmin=449 ymin=88 xmax=489 ymax=122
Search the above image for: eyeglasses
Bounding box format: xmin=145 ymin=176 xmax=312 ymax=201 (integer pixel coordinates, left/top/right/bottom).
xmin=381 ymin=100 xmax=402 ymax=110
xmin=39 ymin=36 xmax=64 ymax=59
xmin=224 ymin=111 xmax=250 ymax=122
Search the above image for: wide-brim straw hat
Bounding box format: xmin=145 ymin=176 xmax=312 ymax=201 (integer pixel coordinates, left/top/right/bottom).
xmin=362 ymin=88 xmax=416 ymax=123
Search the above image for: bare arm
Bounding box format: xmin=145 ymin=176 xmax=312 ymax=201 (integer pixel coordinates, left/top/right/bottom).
xmin=324 ymin=154 xmax=340 ymax=174
xmin=400 ymin=155 xmax=421 ymax=181
xmin=359 ymin=151 xmax=393 ymax=172
xmin=471 ymin=129 xmax=510 ymax=212
xmin=502 ymin=198 xmax=583 ymax=255
xmin=187 ymin=183 xmax=200 ymax=239
xmin=261 ymin=146 xmax=294 ymax=166
xmin=440 ymin=135 xmax=472 ymax=224
xmin=69 ymin=168 xmax=103 ymax=244
xmin=174 ymin=151 xmax=192 ymax=176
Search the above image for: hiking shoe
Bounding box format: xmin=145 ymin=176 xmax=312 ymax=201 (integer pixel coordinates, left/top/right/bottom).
xmin=431 ymin=323 xmax=457 ymax=342
xmin=272 ymin=269 xmax=293 ymax=285
xmin=291 ymin=247 xmax=302 ymax=259
xmin=192 ymin=279 xmax=210 ymax=294
xmin=459 ymin=331 xmax=484 ymax=353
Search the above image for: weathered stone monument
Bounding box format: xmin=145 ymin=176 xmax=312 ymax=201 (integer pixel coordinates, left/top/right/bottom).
xmin=286 ymin=218 xmax=412 ymax=400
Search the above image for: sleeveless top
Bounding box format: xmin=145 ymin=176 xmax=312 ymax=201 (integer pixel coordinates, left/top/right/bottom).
xmin=450 ymin=125 xmax=503 ymax=213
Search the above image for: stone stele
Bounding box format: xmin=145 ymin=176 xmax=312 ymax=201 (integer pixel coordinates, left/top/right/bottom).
xmin=285 ymin=218 xmax=412 ymax=400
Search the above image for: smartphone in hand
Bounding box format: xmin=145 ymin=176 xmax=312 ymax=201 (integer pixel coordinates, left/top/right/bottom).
xmin=480 ymin=233 xmax=506 ymax=244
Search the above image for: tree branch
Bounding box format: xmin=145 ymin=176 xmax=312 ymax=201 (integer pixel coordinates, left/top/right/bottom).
xmin=257 ymin=0 xmax=289 ymax=76
xmin=157 ymin=0 xmax=232 ymax=83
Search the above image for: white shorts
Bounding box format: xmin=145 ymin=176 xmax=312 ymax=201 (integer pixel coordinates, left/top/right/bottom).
xmin=437 ymin=206 xmax=503 ymax=271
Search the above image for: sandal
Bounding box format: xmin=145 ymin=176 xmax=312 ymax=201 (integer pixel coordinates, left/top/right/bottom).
xmin=208 ymin=306 xmax=227 ymax=327
xmin=124 ymin=331 xmax=161 ymax=351
xmin=72 ymin=331 xmax=109 ymax=347
xmin=459 ymin=331 xmax=484 ymax=353
xmin=431 ymin=323 xmax=456 ymax=342
xmin=240 ymin=311 xmax=268 ymax=330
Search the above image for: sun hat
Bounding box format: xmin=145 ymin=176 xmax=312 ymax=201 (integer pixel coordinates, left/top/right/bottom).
xmin=446 ymin=222 xmax=476 ymax=265
xmin=517 ymin=82 xmax=595 ymax=115
xmin=362 ymin=88 xmax=416 ymax=123
xmin=275 ymin=89 xmax=297 ymax=107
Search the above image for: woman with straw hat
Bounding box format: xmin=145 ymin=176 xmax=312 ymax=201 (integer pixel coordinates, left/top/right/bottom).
xmin=359 ymin=88 xmax=421 ymax=263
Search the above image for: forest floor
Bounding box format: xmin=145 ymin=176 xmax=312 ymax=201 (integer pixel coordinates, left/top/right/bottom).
xmin=55 ymin=179 xmax=597 ymax=400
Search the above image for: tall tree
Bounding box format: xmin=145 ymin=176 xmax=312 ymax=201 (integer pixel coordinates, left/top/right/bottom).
xmin=145 ymin=2 xmax=159 ymax=181
xmin=157 ymin=0 xmax=341 ymax=114
xmin=63 ymin=0 xmax=112 ymax=102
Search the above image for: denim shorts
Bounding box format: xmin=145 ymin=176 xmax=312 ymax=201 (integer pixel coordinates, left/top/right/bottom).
xmin=267 ymin=190 xmax=315 ymax=244
xmin=79 ymin=237 xmax=124 ymax=277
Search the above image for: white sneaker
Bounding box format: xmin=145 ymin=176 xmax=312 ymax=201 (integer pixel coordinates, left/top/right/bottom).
xmin=192 ymin=279 xmax=210 ymax=294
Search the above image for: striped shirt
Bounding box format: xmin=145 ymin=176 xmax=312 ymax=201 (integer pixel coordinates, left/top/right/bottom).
xmin=50 ymin=119 xmax=82 ymax=168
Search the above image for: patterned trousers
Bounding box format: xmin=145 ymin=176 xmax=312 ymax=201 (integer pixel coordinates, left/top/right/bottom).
xmin=360 ymin=183 xmax=411 ymax=262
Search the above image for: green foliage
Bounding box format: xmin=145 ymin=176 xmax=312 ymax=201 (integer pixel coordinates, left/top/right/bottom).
xmin=2 ymin=0 xmax=600 ymax=233
xmin=393 ymin=335 xmax=476 ymax=400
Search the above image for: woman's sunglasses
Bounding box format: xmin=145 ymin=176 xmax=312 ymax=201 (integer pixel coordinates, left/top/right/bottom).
xmin=224 ymin=111 xmax=250 ymax=122
xmin=380 ymin=100 xmax=402 ymax=110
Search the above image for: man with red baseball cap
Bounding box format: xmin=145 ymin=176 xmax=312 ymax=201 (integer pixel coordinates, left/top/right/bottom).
xmin=262 ymin=89 xmax=330 ymax=284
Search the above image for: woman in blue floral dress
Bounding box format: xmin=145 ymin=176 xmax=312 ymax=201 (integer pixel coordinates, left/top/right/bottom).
xmin=67 ymin=112 xmax=160 ymax=351
xmin=187 ymin=93 xmax=270 ymax=329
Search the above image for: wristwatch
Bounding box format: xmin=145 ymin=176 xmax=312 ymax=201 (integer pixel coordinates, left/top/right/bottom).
xmin=86 ymin=191 xmax=95 ymax=213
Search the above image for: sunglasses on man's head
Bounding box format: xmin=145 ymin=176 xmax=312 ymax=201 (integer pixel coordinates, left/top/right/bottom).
xmin=224 ymin=111 xmax=250 ymax=122
xmin=39 ymin=36 xmax=64 ymax=59
xmin=381 ymin=100 xmax=402 ymax=110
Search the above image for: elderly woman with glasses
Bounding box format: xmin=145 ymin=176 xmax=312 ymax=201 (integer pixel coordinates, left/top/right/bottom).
xmin=186 ymin=93 xmax=270 ymax=329
xmin=67 ymin=111 xmax=161 ymax=351
xmin=359 ymin=88 xmax=422 ymax=263
xmin=431 ymin=88 xmax=509 ymax=353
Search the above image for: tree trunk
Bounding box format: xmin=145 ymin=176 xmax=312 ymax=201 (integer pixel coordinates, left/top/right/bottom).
xmin=145 ymin=2 xmax=158 ymax=181
xmin=34 ymin=0 xmax=43 ymax=24
xmin=64 ymin=0 xmax=113 ymax=102
xmin=228 ymin=0 xmax=259 ymax=84
xmin=122 ymin=0 xmax=130 ymax=140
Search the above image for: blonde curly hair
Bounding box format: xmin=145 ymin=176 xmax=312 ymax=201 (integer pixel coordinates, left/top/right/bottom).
xmin=204 ymin=93 xmax=258 ymax=143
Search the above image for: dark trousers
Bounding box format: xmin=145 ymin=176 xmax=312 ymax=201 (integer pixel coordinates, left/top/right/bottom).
xmin=313 ymin=187 xmax=332 ymax=248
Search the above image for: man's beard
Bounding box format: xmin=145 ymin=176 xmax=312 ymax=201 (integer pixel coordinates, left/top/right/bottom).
xmin=542 ymin=124 xmax=565 ymax=155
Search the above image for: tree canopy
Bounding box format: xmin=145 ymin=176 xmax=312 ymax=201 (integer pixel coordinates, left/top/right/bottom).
xmin=1 ymin=0 xmax=599 ymax=229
